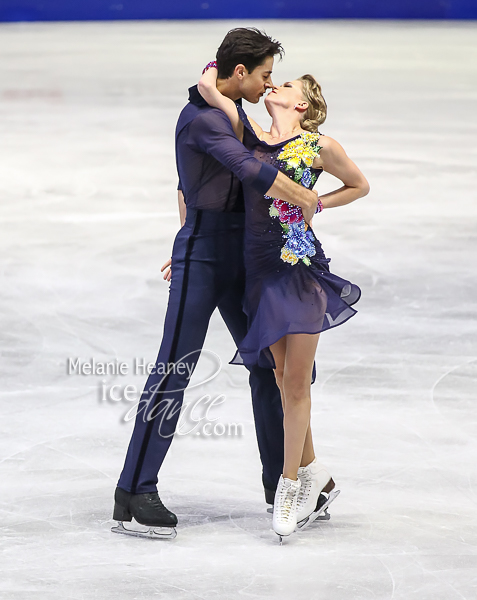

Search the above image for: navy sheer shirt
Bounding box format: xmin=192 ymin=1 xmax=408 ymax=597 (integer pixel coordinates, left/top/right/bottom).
xmin=175 ymin=86 xmax=278 ymax=212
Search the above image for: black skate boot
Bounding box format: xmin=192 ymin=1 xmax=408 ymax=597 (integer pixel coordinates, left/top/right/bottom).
xmin=111 ymin=487 xmax=178 ymax=539
xmin=264 ymin=486 xmax=276 ymax=506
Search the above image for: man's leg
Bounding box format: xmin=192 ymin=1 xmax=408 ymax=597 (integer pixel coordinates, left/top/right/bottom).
xmin=248 ymin=365 xmax=285 ymax=498
xmin=118 ymin=213 xmax=219 ymax=495
xmin=217 ymin=259 xmax=284 ymax=501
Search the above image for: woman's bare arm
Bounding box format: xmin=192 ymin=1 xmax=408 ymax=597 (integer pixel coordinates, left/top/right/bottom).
xmin=313 ymin=137 xmax=370 ymax=208
xmin=246 ymin=115 xmax=265 ymax=140
xmin=198 ymin=68 xmax=243 ymax=139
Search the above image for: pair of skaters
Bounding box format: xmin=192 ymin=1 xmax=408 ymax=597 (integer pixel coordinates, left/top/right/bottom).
xmin=112 ymin=27 xmax=369 ymax=542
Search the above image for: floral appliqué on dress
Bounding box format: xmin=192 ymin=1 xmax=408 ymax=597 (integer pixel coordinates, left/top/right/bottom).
xmin=266 ymin=132 xmax=322 ymax=266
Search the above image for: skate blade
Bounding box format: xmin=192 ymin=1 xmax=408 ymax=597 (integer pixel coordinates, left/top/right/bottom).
xmin=296 ymin=489 xmax=340 ymax=531
xmin=111 ymin=521 xmax=177 ymax=540
xmin=268 ymin=506 xmax=330 ymax=519
xmin=315 ymin=508 xmax=331 ymax=521
xmin=268 ymin=507 xmax=331 ymax=520
xmin=275 ymin=532 xmax=292 ymax=545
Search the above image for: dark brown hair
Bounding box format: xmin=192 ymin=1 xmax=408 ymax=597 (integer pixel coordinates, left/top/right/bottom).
xmin=216 ymin=28 xmax=284 ymax=79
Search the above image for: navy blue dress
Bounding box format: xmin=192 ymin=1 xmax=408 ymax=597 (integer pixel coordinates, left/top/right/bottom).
xmin=231 ymin=110 xmax=361 ymax=370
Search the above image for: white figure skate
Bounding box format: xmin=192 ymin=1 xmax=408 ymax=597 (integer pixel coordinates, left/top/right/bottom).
xmin=296 ymin=459 xmax=340 ymax=530
xmin=273 ymin=475 xmax=301 ymax=544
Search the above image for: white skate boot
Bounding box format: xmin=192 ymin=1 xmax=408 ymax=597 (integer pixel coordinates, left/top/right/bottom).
xmin=296 ymin=458 xmax=340 ymax=529
xmin=273 ymin=475 xmax=301 ymax=543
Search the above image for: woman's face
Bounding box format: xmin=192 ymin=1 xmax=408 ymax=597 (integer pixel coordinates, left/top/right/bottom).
xmin=265 ymin=79 xmax=307 ymax=112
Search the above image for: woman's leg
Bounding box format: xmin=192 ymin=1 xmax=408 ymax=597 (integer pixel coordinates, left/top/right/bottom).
xmin=270 ymin=333 xmax=320 ymax=478
xmin=280 ymin=333 xmax=320 ymax=480
xmin=269 ymin=336 xmax=287 ymax=412
xmin=300 ymin=333 xmax=321 ymax=466
xmin=301 ymin=423 xmax=316 ymax=468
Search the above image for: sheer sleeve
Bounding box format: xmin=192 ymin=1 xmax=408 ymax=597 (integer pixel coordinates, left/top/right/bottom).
xmin=188 ymin=109 xmax=277 ymax=195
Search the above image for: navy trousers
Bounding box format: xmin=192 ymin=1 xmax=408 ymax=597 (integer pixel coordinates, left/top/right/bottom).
xmin=118 ymin=208 xmax=284 ymax=495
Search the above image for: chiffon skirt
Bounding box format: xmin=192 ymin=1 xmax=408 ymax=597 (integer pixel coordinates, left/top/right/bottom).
xmin=231 ymin=230 xmax=361 ymax=370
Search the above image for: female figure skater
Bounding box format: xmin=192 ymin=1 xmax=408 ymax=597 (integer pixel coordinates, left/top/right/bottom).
xmin=198 ymin=65 xmax=369 ymax=540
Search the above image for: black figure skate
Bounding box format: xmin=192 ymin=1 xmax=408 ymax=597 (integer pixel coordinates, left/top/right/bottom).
xmin=111 ymin=487 xmax=178 ymax=540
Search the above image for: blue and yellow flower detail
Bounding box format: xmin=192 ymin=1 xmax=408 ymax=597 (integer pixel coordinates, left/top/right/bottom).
xmin=266 ymin=132 xmax=323 ymax=266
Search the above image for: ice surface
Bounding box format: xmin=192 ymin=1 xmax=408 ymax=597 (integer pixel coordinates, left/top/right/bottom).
xmin=0 ymin=19 xmax=476 ymax=600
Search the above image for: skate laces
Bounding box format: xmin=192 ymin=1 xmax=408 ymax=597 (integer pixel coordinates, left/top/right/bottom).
xmin=277 ymin=481 xmax=299 ymax=520
xmin=297 ymin=468 xmax=313 ymax=509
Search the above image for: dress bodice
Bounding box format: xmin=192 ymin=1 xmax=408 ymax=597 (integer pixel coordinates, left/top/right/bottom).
xmin=237 ymin=106 xmax=325 ymax=267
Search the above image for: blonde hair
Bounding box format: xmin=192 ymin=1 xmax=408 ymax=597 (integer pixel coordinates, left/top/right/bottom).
xmin=298 ymin=74 xmax=327 ymax=132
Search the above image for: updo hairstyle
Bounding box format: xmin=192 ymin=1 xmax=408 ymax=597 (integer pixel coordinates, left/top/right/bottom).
xmin=298 ymin=74 xmax=327 ymax=132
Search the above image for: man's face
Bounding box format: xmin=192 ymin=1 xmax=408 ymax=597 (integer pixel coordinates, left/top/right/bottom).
xmin=239 ymin=56 xmax=275 ymax=104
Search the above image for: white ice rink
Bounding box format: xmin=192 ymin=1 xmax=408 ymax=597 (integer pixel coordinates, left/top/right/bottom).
xmin=1 ymin=18 xmax=476 ymax=599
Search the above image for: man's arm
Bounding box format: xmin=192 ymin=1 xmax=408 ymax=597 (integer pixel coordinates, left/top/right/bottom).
xmin=178 ymin=189 xmax=187 ymax=227
xmin=190 ymin=111 xmax=318 ymax=223
xmin=267 ymin=172 xmax=318 ymax=224
xmin=161 ymin=189 xmax=187 ymax=283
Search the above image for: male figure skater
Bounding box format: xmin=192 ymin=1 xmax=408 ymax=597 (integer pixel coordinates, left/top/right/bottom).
xmin=112 ymin=28 xmax=319 ymax=538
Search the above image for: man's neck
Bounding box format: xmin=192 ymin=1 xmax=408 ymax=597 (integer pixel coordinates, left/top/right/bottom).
xmin=216 ymin=78 xmax=241 ymax=102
